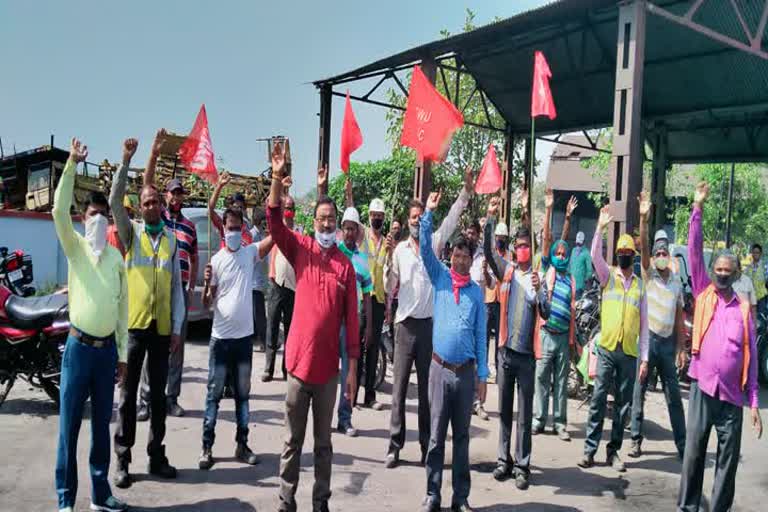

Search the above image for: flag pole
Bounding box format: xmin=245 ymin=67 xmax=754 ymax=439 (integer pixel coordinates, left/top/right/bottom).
xmin=530 ymin=115 xmax=536 ymax=261
xmin=204 ymin=179 xmax=212 ymax=302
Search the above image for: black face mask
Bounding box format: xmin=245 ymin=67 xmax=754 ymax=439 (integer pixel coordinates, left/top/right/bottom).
xmin=714 ymin=273 xmax=734 ymax=290
xmin=617 ymin=254 xmax=633 ymax=270
xmin=496 ymin=239 xmax=507 ymax=251
xmin=371 ymin=218 xmax=384 ymax=231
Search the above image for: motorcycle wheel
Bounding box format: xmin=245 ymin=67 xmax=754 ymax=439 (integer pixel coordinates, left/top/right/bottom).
xmin=40 ymin=377 xmax=60 ymax=410
xmin=758 ymin=335 xmax=768 ymax=387
xmin=0 ymin=376 xmax=15 ymax=408
xmin=375 ymin=345 xmax=387 ymax=391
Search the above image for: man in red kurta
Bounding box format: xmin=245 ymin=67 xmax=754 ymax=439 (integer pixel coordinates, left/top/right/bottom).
xmin=267 ymin=143 xmax=359 ymax=512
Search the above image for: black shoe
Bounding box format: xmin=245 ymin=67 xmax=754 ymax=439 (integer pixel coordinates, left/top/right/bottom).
xmin=420 ymin=449 xmax=427 ymax=466
xmin=577 ymin=454 xmax=594 ymax=469
xmin=198 ymin=447 xmax=213 ymax=470
xmin=337 ymin=423 xmax=358 ymax=437
xmin=452 ymin=503 xmax=474 ymax=512
xmin=89 ymin=495 xmax=129 ymax=511
xmin=136 ymin=403 xmax=149 ymax=422
xmin=113 ymin=461 xmax=131 ymax=489
xmin=261 ymin=373 xmax=273 ymax=383
xmin=312 ymin=501 xmax=330 ymax=512
xmin=420 ymin=497 xmax=440 ymax=512
xmin=235 ymin=443 xmax=260 ymax=465
xmin=515 ymin=471 xmax=530 ymax=490
xmin=148 ymin=457 xmax=177 ymax=479
xmin=277 ymin=497 xmax=297 ymax=512
xmin=492 ymin=463 xmax=511 ymax=481
xmin=385 ymin=451 xmax=399 ymax=469
xmin=556 ymin=428 xmax=571 ymax=442
xmin=607 ymin=452 xmax=626 ymax=472
xmin=531 ymin=424 xmax=544 ymax=436
xmin=628 ymin=440 xmax=642 ymax=458
xmin=167 ymin=400 xmax=185 ymax=417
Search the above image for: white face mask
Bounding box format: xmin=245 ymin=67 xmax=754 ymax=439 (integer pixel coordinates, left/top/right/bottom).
xmin=654 ymin=256 xmax=670 ymax=271
xmin=84 ymin=213 xmax=108 ymax=257
xmin=315 ymin=230 xmax=336 ymax=249
xmin=225 ymin=231 xmax=242 ymax=252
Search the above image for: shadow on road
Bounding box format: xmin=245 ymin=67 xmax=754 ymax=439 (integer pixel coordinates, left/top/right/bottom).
xmin=475 ymin=504 xmax=582 ymax=511
xmin=531 ymin=466 xmax=630 ymax=500
xmin=134 ymin=497 xmax=257 ymax=511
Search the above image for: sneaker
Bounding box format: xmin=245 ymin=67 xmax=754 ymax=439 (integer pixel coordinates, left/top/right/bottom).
xmin=474 ymin=403 xmax=489 ymax=421
xmin=492 ymin=463 xmax=511 ymax=481
xmin=59 ymin=508 xmax=74 ymax=512
xmin=277 ymin=497 xmax=297 ymax=512
xmin=167 ymin=400 xmax=185 ymax=417
xmin=515 ymin=471 xmax=530 ymax=490
xmin=451 ymin=504 xmax=474 ymax=512
xmin=260 ymin=373 xmax=273 ymax=383
xmin=148 ymin=457 xmax=177 ymax=479
xmin=531 ymin=424 xmax=544 ymax=436
xmin=420 ymin=497 xmax=440 ymax=512
xmin=136 ymin=403 xmax=149 ymax=422
xmin=90 ymin=496 xmax=128 ymax=511
xmin=607 ymin=452 xmax=626 ymax=472
xmin=385 ymin=451 xmax=399 ymax=469
xmin=364 ymin=401 xmax=384 ymax=411
xmin=628 ymin=441 xmax=642 ymax=458
xmin=113 ymin=461 xmax=131 ymax=489
xmin=235 ymin=443 xmax=260 ymax=465
xmin=312 ymin=502 xmax=330 ymax=512
xmin=556 ymin=428 xmax=571 ymax=442
xmin=577 ymin=454 xmax=594 ymax=469
xmin=198 ymin=447 xmax=214 ymax=470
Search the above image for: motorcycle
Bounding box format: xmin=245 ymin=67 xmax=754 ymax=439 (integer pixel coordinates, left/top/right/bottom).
xmin=570 ymin=278 xmax=600 ymax=400
xmin=0 ymin=284 xmax=69 ymax=408
xmin=0 ymin=246 xmax=36 ymax=297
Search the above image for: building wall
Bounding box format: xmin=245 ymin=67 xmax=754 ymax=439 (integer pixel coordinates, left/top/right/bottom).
xmin=0 ymin=211 xmax=83 ymax=288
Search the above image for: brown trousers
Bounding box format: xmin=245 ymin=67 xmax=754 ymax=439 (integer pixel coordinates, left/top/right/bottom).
xmin=279 ymin=372 xmax=338 ymax=509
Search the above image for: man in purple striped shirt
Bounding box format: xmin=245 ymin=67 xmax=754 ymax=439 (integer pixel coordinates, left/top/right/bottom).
xmin=677 ymin=182 xmax=762 ymax=512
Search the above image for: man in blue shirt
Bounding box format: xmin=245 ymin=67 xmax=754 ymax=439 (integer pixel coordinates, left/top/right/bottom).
xmin=419 ymin=191 xmax=488 ymax=512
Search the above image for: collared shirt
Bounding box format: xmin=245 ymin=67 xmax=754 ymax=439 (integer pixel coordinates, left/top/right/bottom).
xmin=249 ymin=227 xmax=269 ymax=292
xmin=420 ymin=211 xmax=488 ymax=380
xmin=269 ymin=244 xmax=297 ymax=291
xmin=53 ymin=159 xmax=128 ymax=362
xmin=469 ymin=246 xmax=485 ymax=289
xmin=733 ymin=274 xmax=757 ymax=307
xmin=338 ymin=241 xmax=373 ymax=314
xmin=483 ymin=217 xmax=548 ymax=354
xmin=161 ymin=208 xmax=198 ymax=288
xmin=384 ymin=188 xmax=470 ymax=323
xmin=643 ymin=266 xmax=683 ymax=338
xmin=569 ymin=245 xmax=593 ymax=291
xmin=267 ymin=205 xmax=359 ymax=384
xmin=688 ymin=206 xmax=758 ymax=409
xmin=364 ymin=228 xmax=387 ymax=304
xmin=591 ymin=231 xmax=650 ymax=361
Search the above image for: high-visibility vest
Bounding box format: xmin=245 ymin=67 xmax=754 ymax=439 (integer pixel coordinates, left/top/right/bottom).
xmin=533 ymin=266 xmax=576 ymax=359
xmin=126 ymin=223 xmax=177 ymax=335
xmin=599 ymin=269 xmax=644 ymax=357
xmin=692 ymin=284 xmax=751 ymax=389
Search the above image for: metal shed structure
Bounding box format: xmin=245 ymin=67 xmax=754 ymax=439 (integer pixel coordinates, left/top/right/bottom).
xmin=313 ymin=0 xmax=768 ymax=255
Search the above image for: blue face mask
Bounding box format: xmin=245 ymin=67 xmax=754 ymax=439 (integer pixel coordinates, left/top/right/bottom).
xmin=550 ymin=241 xmax=570 ymax=272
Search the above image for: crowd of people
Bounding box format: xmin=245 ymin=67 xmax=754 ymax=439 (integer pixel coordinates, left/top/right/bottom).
xmin=51 ymin=132 xmax=764 ymax=512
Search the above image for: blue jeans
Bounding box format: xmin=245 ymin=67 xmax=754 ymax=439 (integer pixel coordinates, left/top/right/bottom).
xmin=337 ymin=327 xmax=353 ymax=428
xmin=202 ymin=336 xmax=253 ymax=448
xmin=55 ymin=334 xmax=118 ymax=509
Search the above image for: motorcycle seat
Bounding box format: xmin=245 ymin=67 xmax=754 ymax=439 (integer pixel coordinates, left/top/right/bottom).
xmin=5 ymin=293 xmax=68 ymax=330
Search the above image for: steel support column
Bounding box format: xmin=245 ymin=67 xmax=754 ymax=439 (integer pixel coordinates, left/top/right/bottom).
xmin=523 ymin=136 xmax=533 ymax=232
xmin=317 ymin=84 xmax=332 ymax=196
xmin=725 ymin=162 xmax=735 ymax=247
xmin=413 ymin=57 xmax=436 ymax=203
xmin=608 ymin=0 xmax=647 ymax=261
xmin=500 ymin=126 xmax=515 ymax=227
xmin=650 ymin=126 xmax=668 ymax=235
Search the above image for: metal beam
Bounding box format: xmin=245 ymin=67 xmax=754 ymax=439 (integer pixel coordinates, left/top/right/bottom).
xmin=500 ymin=127 xmax=515 ymax=227
xmin=647 ymin=1 xmax=768 ymax=61
xmin=725 ymin=162 xmax=735 ymax=247
xmin=608 ymin=0 xmax=647 ymax=260
xmin=650 ymin=126 xmax=668 ymax=233
xmin=754 ymin=1 xmax=768 ymax=49
xmin=538 ymin=136 xmax=612 ymax=154
xmin=317 ymin=84 xmax=332 ymax=196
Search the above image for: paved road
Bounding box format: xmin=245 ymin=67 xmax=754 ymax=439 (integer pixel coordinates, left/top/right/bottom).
xmin=1 ymin=326 xmax=766 ymax=511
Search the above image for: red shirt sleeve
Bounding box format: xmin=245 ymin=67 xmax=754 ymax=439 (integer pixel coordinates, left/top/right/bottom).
xmin=344 ymin=260 xmax=361 ymax=360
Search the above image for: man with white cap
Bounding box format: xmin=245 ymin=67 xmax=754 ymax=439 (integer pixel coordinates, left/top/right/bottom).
xmin=653 ymin=228 xmax=679 ymax=274
xmin=569 ymin=231 xmax=593 ymax=299
xmin=336 ymin=206 xmax=374 ymax=436
xmin=482 ymin=221 xmax=511 ymax=380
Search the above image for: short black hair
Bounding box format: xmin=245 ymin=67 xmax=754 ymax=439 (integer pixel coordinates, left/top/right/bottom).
xmin=452 ymin=235 xmax=476 ymax=257
xmin=408 ymin=199 xmax=424 ymax=214
xmin=252 ymin=208 xmax=266 ymax=224
xmin=83 ymin=191 xmax=109 ymax=214
xmin=222 ymin=207 xmax=244 ymax=226
xmin=514 ymin=226 xmax=531 ymax=242
xmin=752 ymin=243 xmax=763 ymax=252
xmin=468 ymin=220 xmax=481 ymax=233
xmin=233 ymin=193 xmax=246 ymax=204
xmin=314 ymin=195 xmax=338 ymax=218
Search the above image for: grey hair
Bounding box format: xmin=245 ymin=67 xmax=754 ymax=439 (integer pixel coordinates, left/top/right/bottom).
xmin=714 ymin=249 xmax=739 ymax=271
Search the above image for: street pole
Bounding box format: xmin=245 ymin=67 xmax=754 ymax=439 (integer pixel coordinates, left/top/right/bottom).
xmin=725 ymin=162 xmax=735 ymax=248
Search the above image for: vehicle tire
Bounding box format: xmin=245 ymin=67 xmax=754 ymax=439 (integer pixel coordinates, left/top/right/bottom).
xmin=758 ymin=336 xmax=768 ymax=388
xmin=0 ymin=375 xmax=15 ymax=408
xmin=375 ymin=345 xmax=387 ymax=390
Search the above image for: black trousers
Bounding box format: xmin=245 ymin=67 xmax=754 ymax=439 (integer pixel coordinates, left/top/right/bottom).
xmin=359 ymin=300 xmax=386 ymax=405
xmin=497 ymin=347 xmax=535 ymax=475
xmin=114 ymin=325 xmax=170 ymax=463
xmin=265 ymin=282 xmax=294 ymax=377
xmin=677 ymin=382 xmax=744 ymax=512
xmin=252 ymin=290 xmax=267 ymax=347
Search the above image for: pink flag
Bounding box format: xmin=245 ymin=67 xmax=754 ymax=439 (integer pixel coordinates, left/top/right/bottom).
xmin=475 ymin=143 xmax=502 ymax=194
xmin=178 ymin=104 xmax=218 ymax=183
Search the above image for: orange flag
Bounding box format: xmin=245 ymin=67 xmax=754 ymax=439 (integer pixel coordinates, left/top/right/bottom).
xmin=178 ymin=104 xmax=218 ymax=183
xmin=475 ymin=143 xmax=502 ymax=194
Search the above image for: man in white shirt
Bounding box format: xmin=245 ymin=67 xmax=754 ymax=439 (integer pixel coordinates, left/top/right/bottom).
xmin=734 ymin=259 xmax=759 ymax=319
xmin=384 ymin=167 xmax=474 ymax=468
xmin=250 ymin=209 xmax=269 ymax=352
xmin=199 ymin=208 xmax=273 ymax=470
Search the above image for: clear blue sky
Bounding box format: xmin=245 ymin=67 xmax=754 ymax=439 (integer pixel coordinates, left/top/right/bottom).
xmin=0 ymin=0 xmax=553 ymax=196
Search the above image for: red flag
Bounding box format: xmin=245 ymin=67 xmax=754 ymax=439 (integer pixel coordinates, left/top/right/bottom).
xmin=475 ymin=143 xmax=502 ymax=194
xmin=178 ymin=104 xmax=218 ymax=183
xmin=400 ymin=65 xmax=464 ymax=161
xmin=340 ymin=92 xmax=363 ymax=173
xmin=531 ymin=51 xmax=557 ymax=120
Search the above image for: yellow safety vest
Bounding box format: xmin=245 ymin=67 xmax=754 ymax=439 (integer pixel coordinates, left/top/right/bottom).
xmin=600 ymin=269 xmax=644 ymax=357
xmin=126 ymin=223 xmax=176 ymax=335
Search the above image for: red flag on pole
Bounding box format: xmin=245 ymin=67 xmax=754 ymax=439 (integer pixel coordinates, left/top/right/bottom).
xmin=340 ymin=92 xmax=363 ymax=173
xmin=531 ymin=51 xmax=557 ymax=120
xmin=178 ymin=104 xmax=218 ymax=183
xmin=475 ymin=143 xmax=502 ymax=194
xmin=400 ymin=65 xmax=464 ymax=161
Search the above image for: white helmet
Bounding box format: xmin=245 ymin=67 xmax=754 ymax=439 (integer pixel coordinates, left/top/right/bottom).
xmin=369 ymin=197 xmax=385 ymax=213
xmin=575 ymin=231 xmax=585 ymax=245
xmin=342 ymin=207 xmax=362 ymax=227
xmin=654 ymin=229 xmax=669 ymax=243
xmin=494 ymin=222 xmax=509 ymax=237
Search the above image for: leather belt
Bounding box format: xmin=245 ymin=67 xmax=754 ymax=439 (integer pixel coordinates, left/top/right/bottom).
xmin=432 ymin=353 xmax=474 ymax=373
xmin=70 ymin=327 xmax=114 ymax=349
